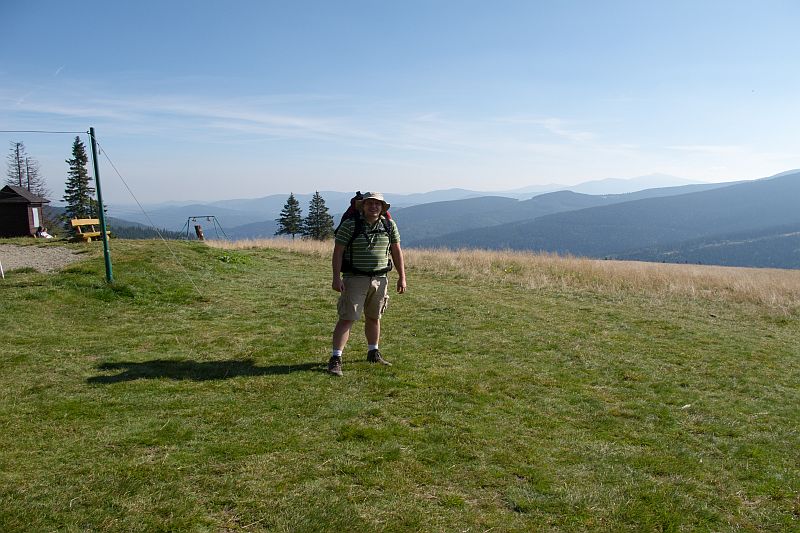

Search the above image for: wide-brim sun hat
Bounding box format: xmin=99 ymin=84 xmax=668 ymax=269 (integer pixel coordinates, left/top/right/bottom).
xmin=356 ymin=191 xmax=390 ymax=213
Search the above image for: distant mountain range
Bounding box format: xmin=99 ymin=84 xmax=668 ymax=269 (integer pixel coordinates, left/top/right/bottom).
xmin=413 ymin=171 xmax=800 ymax=269
xmin=107 ymin=173 xmax=704 ymax=232
xmin=100 ymin=170 xmax=800 ymax=269
xmin=504 ymin=173 xmax=704 ymax=195
xmin=390 ymin=183 xmax=727 ymax=243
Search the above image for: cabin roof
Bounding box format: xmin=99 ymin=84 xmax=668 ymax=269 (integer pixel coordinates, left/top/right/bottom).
xmin=0 ymin=185 xmax=51 ymax=204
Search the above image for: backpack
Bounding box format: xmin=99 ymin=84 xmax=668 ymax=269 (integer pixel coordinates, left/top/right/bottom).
xmin=335 ymin=191 xmax=394 ymax=276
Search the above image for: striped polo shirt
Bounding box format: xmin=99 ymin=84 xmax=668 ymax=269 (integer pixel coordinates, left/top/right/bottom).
xmin=335 ymin=216 xmax=400 ymax=275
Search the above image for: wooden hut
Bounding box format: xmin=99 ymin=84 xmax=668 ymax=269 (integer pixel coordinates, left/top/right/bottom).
xmin=0 ymin=185 xmax=51 ymax=238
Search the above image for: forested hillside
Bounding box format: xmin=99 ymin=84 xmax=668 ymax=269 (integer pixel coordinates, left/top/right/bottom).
xmin=396 ymin=182 xmax=726 ymax=245
xmin=619 ymin=223 xmax=800 ymax=268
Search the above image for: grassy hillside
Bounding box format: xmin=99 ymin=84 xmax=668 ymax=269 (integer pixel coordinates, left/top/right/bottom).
xmin=1 ymin=239 xmax=798 ymax=531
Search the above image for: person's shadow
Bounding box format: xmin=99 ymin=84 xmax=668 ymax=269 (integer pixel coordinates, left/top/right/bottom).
xmin=87 ymin=358 xmax=323 ymax=384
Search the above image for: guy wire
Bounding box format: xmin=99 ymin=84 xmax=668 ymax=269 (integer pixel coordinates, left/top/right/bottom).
xmin=94 ymin=139 xmax=206 ymax=298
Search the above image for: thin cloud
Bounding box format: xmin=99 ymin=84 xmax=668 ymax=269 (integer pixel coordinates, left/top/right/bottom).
xmin=2 ymin=88 xmax=614 ymax=159
xmin=538 ymin=118 xmax=595 ymax=142
xmin=666 ymin=145 xmax=742 ymax=155
xmin=9 ymin=98 xmax=136 ymax=121
xmin=497 ymin=116 xmax=596 ymax=142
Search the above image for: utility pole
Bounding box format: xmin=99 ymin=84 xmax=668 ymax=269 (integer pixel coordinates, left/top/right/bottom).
xmin=88 ymin=127 xmax=114 ymax=283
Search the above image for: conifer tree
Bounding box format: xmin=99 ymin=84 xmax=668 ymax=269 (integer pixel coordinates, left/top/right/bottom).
xmin=62 ymin=136 xmax=96 ymax=224
xmin=302 ymin=191 xmax=334 ymax=240
xmin=275 ymin=193 xmax=303 ymax=239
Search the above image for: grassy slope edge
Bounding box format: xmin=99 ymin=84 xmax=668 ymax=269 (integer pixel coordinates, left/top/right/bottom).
xmin=1 ymin=239 xmax=798 ymax=532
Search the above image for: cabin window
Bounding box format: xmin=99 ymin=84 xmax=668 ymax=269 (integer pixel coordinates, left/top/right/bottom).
xmin=32 ymin=207 xmax=40 ymax=228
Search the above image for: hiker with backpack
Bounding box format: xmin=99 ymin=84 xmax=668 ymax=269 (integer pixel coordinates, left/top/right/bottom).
xmin=328 ymin=192 xmax=406 ymax=376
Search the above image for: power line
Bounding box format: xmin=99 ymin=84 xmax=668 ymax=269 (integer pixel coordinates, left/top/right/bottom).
xmin=0 ymin=129 xmax=87 ymax=135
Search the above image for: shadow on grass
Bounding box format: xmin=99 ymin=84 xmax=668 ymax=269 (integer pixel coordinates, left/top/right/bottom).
xmin=87 ymin=358 xmax=323 ymax=383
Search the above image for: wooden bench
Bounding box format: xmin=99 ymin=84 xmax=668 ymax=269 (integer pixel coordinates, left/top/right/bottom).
xmin=71 ymin=218 xmax=110 ymax=242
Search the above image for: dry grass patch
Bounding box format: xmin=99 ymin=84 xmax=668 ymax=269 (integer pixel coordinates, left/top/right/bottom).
xmin=209 ymin=238 xmax=800 ymax=313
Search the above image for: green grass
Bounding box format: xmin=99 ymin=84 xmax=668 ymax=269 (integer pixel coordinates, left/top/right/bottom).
xmin=1 ymin=240 xmax=798 ymax=532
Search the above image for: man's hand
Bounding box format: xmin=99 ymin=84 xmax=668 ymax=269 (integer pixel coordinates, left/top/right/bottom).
xmin=332 ymin=243 xmax=346 ymax=292
xmin=332 ymin=277 xmax=345 ymax=293
xmin=389 ymin=243 xmax=406 ymax=294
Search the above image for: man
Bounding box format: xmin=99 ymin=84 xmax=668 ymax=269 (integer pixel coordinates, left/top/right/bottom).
xmin=329 ymin=192 xmax=406 ymax=376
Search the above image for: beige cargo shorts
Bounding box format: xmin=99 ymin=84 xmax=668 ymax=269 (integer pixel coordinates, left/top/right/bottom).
xmin=337 ymin=275 xmax=390 ymax=321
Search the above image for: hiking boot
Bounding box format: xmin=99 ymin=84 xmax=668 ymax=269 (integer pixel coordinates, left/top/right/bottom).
xmin=367 ymin=349 xmax=392 ymax=366
xmin=327 ymin=356 xmax=343 ymax=376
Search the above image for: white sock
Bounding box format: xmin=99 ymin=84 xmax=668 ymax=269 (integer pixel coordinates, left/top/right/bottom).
xmin=332 ymin=349 xmax=343 ymax=358
xmin=368 ymin=344 xmax=379 ymax=351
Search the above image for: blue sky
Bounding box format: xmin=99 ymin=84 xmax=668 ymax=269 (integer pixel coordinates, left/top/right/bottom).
xmin=2 ymin=1 xmax=799 ymax=203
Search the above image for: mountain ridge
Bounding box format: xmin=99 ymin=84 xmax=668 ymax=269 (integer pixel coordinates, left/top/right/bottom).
xmin=107 ymin=173 xmax=708 ymax=228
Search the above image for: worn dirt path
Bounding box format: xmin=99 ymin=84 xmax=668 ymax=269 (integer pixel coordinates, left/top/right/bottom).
xmin=0 ymin=244 xmax=85 ymax=273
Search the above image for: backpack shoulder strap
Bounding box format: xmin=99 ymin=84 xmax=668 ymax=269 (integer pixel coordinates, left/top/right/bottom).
xmin=381 ymin=217 xmax=393 ymax=236
xmin=351 ymin=216 xmax=366 ymax=244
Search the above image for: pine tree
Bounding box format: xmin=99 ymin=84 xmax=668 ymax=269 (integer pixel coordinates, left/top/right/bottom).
xmin=302 ymin=191 xmax=334 ymax=240
xmin=275 ymin=193 xmax=303 ymax=239
xmin=62 ymin=136 xmax=96 ymax=225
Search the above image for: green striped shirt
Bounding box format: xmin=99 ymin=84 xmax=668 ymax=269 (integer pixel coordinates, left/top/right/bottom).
xmin=335 ymin=217 xmax=400 ymax=275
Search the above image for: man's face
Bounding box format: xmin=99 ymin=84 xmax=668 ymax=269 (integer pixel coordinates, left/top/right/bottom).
xmin=363 ymin=199 xmax=383 ymax=218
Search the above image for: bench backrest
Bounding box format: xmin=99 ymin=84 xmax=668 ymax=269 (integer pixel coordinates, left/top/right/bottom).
xmin=71 ymin=218 xmax=101 ymax=227
xmin=70 ymin=218 xmax=101 ymax=235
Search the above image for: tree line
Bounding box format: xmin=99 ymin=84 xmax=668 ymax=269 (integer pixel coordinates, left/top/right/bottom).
xmin=6 ymin=137 xmax=99 ymax=235
xmin=275 ymin=192 xmax=335 ymax=240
